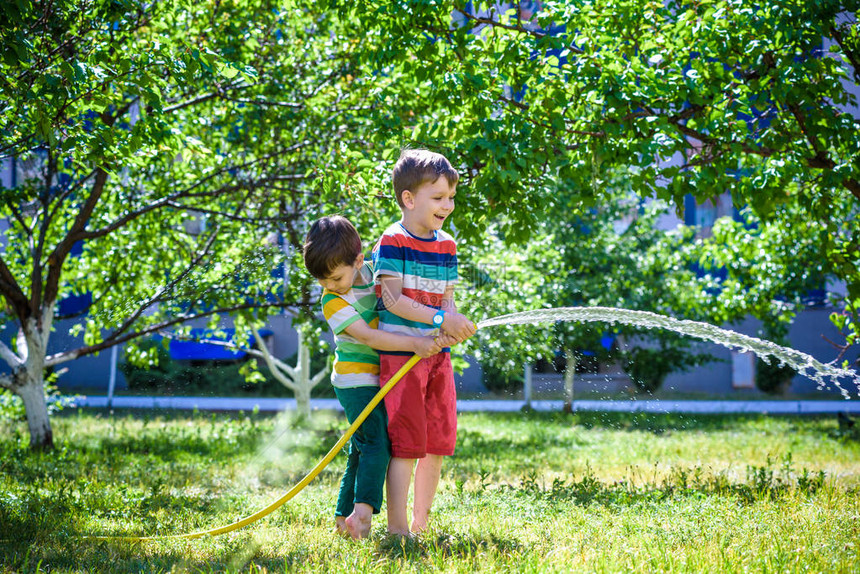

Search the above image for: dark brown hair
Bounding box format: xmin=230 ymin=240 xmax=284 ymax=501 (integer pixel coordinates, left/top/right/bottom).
xmin=302 ymin=215 xmax=362 ymax=279
xmin=392 ymin=149 xmax=459 ymax=208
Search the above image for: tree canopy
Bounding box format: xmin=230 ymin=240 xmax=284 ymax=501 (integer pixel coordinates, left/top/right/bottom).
xmin=335 ymin=0 xmax=860 ymax=356
xmin=2 ymin=0 xmax=859 ymax=447
xmin=0 ymin=0 xmax=407 ymax=447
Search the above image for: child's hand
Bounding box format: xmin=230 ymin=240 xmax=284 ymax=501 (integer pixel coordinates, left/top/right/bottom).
xmin=413 ymin=336 xmax=442 ymax=358
xmin=435 ymin=332 xmax=458 ymax=348
xmin=441 ymin=312 xmax=477 ymax=343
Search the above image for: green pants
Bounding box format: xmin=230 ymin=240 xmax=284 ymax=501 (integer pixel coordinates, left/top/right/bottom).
xmin=333 ymin=386 xmax=391 ymax=516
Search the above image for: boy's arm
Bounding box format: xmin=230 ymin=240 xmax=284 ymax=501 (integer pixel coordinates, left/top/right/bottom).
xmin=378 ymin=275 xmax=437 ymax=324
xmin=379 ymin=275 xmax=475 ymax=342
xmin=440 ymin=283 xmax=476 ymax=342
xmin=321 ymin=288 xmax=438 ymax=357
xmin=441 ymin=284 xmax=456 ymax=313
xmin=342 ymin=317 xmax=440 ymax=358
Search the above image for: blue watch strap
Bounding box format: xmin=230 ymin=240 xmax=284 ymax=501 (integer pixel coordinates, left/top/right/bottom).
xmin=432 ymin=309 xmax=446 ymax=326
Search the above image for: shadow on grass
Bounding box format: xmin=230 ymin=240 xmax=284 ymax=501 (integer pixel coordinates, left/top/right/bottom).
xmin=491 ymin=453 xmax=832 ymax=510
xmin=0 ymin=508 xmax=299 ymax=572
xmin=1 ymin=537 xmax=280 ymax=574
xmin=3 ymin=528 xmax=525 ymax=572
xmin=49 ymin=409 xmax=342 ymax=464
xmin=453 ymin=411 xmax=801 ymax=463
xmin=375 ymin=530 xmax=522 ymax=561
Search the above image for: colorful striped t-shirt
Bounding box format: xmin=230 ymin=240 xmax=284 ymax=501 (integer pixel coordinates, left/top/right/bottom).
xmin=321 ymin=262 xmax=380 ymax=388
xmin=372 ymin=222 xmax=458 ymax=353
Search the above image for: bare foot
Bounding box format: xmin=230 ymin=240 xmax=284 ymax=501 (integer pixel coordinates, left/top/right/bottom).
xmin=345 ymin=503 xmax=373 ymax=539
xmin=335 ymin=516 xmax=349 ymax=538
xmin=410 ymin=517 xmax=428 ymax=534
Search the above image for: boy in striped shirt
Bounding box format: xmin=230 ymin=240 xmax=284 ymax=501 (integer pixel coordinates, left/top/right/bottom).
xmin=303 ymin=215 xmax=442 ymax=539
xmin=373 ymin=149 xmax=477 ymax=536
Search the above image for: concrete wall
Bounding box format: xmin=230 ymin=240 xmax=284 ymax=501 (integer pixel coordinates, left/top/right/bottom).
xmin=26 ymin=311 xmax=306 ymax=391
xmin=663 ymin=306 xmax=859 ymax=397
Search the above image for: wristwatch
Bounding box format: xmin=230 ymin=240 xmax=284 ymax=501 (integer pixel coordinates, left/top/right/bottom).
xmin=432 ymin=309 xmax=446 ymax=327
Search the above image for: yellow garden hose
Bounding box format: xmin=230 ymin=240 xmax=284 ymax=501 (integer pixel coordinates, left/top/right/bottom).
xmin=89 ymin=354 xmax=422 ymax=541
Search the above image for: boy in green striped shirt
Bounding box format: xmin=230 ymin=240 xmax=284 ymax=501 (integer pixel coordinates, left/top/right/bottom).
xmin=302 ymin=215 xmax=443 ymax=539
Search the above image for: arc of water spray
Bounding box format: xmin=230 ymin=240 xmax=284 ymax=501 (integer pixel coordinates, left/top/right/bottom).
xmin=479 ymin=307 xmax=858 ymax=399
xmin=87 ymin=306 xmax=858 ymax=541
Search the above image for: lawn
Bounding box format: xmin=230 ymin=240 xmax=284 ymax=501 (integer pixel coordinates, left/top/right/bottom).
xmin=1 ymin=409 xmax=859 ymax=572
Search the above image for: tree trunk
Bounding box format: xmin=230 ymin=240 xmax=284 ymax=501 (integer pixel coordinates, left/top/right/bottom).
xmin=250 ymin=324 xmax=327 ymax=422
xmin=295 ymin=333 xmax=312 ymax=420
xmin=294 ymin=386 xmax=311 ymax=422
xmin=563 ymin=348 xmax=576 ymax=414
xmin=17 ymin=370 xmax=53 ymax=450
xmin=7 ymin=316 xmax=55 ymax=450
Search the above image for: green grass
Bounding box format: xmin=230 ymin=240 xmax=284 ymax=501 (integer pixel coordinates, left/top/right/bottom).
xmin=1 ymin=410 xmax=859 ymax=572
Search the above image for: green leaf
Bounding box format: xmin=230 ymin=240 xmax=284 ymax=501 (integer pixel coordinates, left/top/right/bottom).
xmin=218 ymin=64 xmax=239 ymax=79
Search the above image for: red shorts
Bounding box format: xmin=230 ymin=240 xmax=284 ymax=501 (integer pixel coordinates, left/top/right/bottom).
xmin=379 ymin=352 xmax=457 ymax=458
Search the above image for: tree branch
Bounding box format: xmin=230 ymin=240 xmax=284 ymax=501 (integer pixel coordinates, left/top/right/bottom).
xmin=163 ymin=85 xmax=242 ymax=114
xmin=251 ymin=324 xmax=298 ymax=385
xmin=0 ymin=134 xmax=36 ymax=159
xmin=162 ymin=81 xmax=302 ymax=114
xmin=104 ymin=191 xmax=251 ymax=342
xmin=821 ymin=333 xmax=851 ymax=365
xmin=831 ymin=24 xmax=860 ymax=85
xmin=843 ymin=178 xmax=860 ymax=202
xmin=41 ymin=167 xmax=108 ymax=314
xmin=78 ymin=142 xmax=312 ymax=243
xmin=218 ymin=95 xmax=302 ymax=108
xmin=0 ymin=340 xmax=22 ymax=369
xmin=30 ymin=148 xmax=57 ymax=316
xmin=163 ymin=198 xmax=304 ymax=224
xmin=787 ymin=103 xmax=860 ymax=200
xmin=0 ymin=255 xmax=31 ymax=321
xmin=77 ymin=187 xmax=236 ymax=243
xmin=679 ymin=146 xmax=727 ymax=170
xmin=44 ymin=300 xmax=303 ymax=366
xmin=4 ymin=200 xmax=34 ymax=242
xmin=168 ymin=328 xmax=304 ymax=390
xmin=497 ymin=95 xmax=605 ymax=137
xmin=310 ymin=365 xmax=329 ymax=389
xmin=788 ymin=103 xmax=832 ymax=164
xmin=460 ymin=10 xmax=548 ymax=39
xmin=46 ymin=169 xmax=98 ymax=227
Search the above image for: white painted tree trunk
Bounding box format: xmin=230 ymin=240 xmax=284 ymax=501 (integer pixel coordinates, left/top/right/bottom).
xmin=563 ymin=348 xmax=576 ymax=414
xmin=249 ymin=325 xmax=328 ymax=421
xmin=523 ymin=363 xmax=533 ymax=409
xmin=17 ymin=370 xmax=52 ymax=449
xmin=1 ymin=316 xmax=55 ymax=449
xmin=294 ymin=385 xmax=312 ymax=420
xmin=294 ymin=337 xmax=312 ymax=419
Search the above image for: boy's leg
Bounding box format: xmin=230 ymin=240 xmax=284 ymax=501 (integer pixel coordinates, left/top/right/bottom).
xmin=380 ymin=353 xmax=431 ymax=535
xmin=345 ymin=386 xmax=390 ymax=538
xmin=411 ymin=454 xmax=443 ymax=533
xmin=412 ymin=353 xmax=458 ymax=533
xmin=386 ymin=457 xmax=415 ymax=535
xmin=334 ymin=441 xmax=358 ymax=537
xmin=334 ymin=387 xmax=386 ymax=537
xmin=334 ymin=435 xmax=359 ymax=521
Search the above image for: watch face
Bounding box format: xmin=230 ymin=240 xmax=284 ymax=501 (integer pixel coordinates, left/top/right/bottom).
xmin=434 ymin=314 xmax=443 ymax=325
